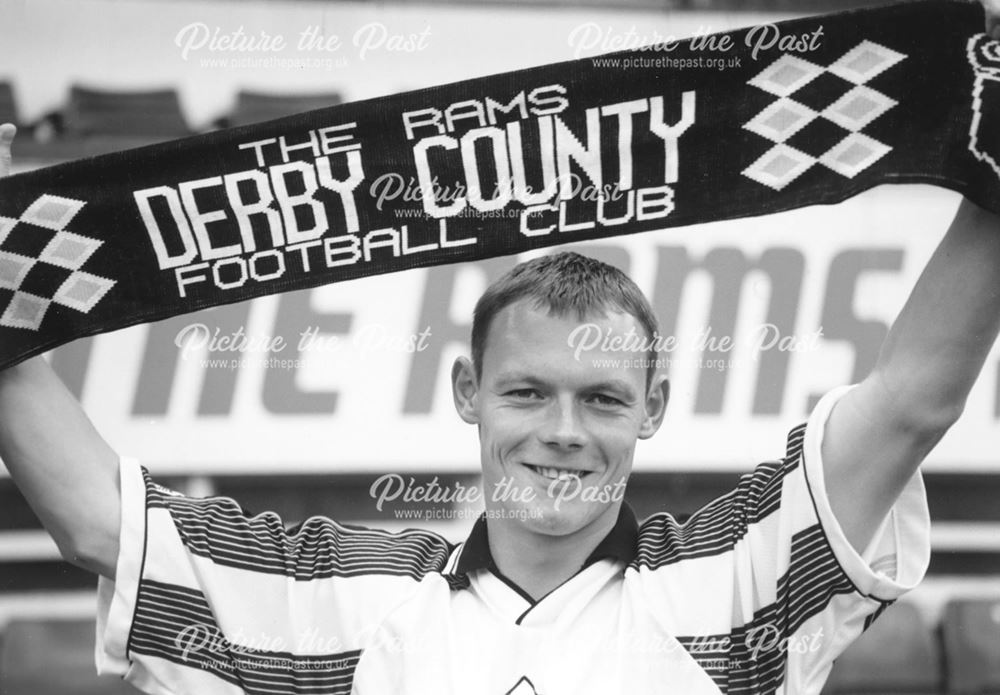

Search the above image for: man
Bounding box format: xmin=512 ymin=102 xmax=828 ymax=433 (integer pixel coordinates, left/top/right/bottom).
xmin=2 ymin=9 xmax=1000 ymax=691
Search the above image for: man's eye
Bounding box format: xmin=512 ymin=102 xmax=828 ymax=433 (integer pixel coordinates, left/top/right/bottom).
xmin=589 ymin=393 xmax=624 ymax=407
xmin=506 ymin=389 xmax=542 ymax=400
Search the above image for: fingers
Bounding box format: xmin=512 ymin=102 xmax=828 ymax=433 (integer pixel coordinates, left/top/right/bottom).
xmin=989 ymin=17 xmax=1000 ymax=42
xmin=984 ymin=0 xmax=1000 ymax=40
xmin=0 ymin=122 xmax=15 ymax=178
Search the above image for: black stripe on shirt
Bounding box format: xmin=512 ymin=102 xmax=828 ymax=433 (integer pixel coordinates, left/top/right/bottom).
xmin=632 ymin=424 xmax=804 ymax=571
xmin=129 ymin=578 xmax=362 ymax=694
xmin=675 ymin=523 xmax=855 ymax=695
xmin=634 ymin=457 xmax=797 ymax=570
xmin=143 ymin=468 xmax=454 ymax=581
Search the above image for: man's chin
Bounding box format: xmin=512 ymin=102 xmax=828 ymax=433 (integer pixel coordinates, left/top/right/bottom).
xmin=513 ymin=502 xmax=605 ymax=537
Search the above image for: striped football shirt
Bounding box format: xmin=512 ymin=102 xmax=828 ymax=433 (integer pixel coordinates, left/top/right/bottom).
xmin=95 ymin=386 xmax=930 ymax=694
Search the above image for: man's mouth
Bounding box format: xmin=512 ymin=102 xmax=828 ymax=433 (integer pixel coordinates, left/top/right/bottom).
xmin=524 ymin=464 xmax=591 ymax=482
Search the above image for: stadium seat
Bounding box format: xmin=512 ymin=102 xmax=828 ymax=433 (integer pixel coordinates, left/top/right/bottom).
xmin=219 ymin=89 xmax=343 ymax=128
xmin=823 ymin=601 xmax=942 ymax=694
xmin=941 ymin=597 xmax=1000 ymax=695
xmin=0 ymin=619 xmax=139 ymax=694
xmin=21 ymin=85 xmax=194 ymax=159
xmin=63 ymin=85 xmax=192 ymax=138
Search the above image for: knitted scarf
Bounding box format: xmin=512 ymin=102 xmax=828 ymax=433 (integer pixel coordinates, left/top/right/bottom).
xmin=0 ymin=0 xmax=998 ymax=369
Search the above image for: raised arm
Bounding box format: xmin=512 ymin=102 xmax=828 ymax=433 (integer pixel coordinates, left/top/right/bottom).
xmin=0 ymin=124 xmax=120 ymax=578
xmin=823 ymin=194 xmax=1000 ymax=552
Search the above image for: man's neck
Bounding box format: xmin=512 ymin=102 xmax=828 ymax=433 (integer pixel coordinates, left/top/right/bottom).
xmin=486 ymin=509 xmax=619 ymax=601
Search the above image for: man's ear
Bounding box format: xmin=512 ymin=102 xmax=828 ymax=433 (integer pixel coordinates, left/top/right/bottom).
xmin=638 ymin=375 xmax=669 ymax=439
xmin=451 ymin=356 xmax=480 ymax=425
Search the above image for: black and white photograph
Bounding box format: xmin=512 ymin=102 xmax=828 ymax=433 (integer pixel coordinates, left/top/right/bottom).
xmin=0 ymin=0 xmax=998 ymax=692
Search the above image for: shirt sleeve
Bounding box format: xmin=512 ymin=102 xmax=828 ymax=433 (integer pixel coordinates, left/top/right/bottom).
xmin=731 ymin=384 xmax=931 ymax=693
xmin=634 ymin=385 xmax=930 ymax=695
xmin=95 ymin=458 xmax=452 ymax=695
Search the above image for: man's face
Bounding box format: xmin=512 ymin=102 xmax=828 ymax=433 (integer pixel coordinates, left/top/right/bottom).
xmin=452 ymin=299 xmax=668 ymax=538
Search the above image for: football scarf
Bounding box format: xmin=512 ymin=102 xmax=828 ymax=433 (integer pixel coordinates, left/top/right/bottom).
xmin=1 ymin=0 xmax=999 ymax=369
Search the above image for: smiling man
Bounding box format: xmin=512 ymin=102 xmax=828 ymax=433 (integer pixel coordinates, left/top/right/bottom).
xmin=450 ymin=254 xmax=667 ymax=602
xmin=4 ymin=9 xmax=1000 ymax=692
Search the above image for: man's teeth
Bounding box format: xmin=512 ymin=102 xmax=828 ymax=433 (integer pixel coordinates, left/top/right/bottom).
xmin=534 ymin=466 xmax=583 ymax=481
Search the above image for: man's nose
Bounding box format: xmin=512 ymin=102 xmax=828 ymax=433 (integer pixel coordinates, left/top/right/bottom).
xmin=539 ymin=397 xmax=587 ymax=450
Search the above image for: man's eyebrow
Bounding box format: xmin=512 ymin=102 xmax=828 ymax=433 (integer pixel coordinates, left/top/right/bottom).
xmin=493 ymin=371 xmax=543 ymax=386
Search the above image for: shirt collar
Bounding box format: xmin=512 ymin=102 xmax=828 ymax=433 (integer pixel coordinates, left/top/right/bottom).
xmin=453 ymin=503 xmax=639 ymax=576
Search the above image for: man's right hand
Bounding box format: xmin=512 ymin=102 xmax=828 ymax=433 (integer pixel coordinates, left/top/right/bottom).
xmin=0 ymin=122 xmax=121 ymax=579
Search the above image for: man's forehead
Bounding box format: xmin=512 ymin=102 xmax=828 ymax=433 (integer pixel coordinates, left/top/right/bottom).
xmin=482 ymin=300 xmax=649 ymax=378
